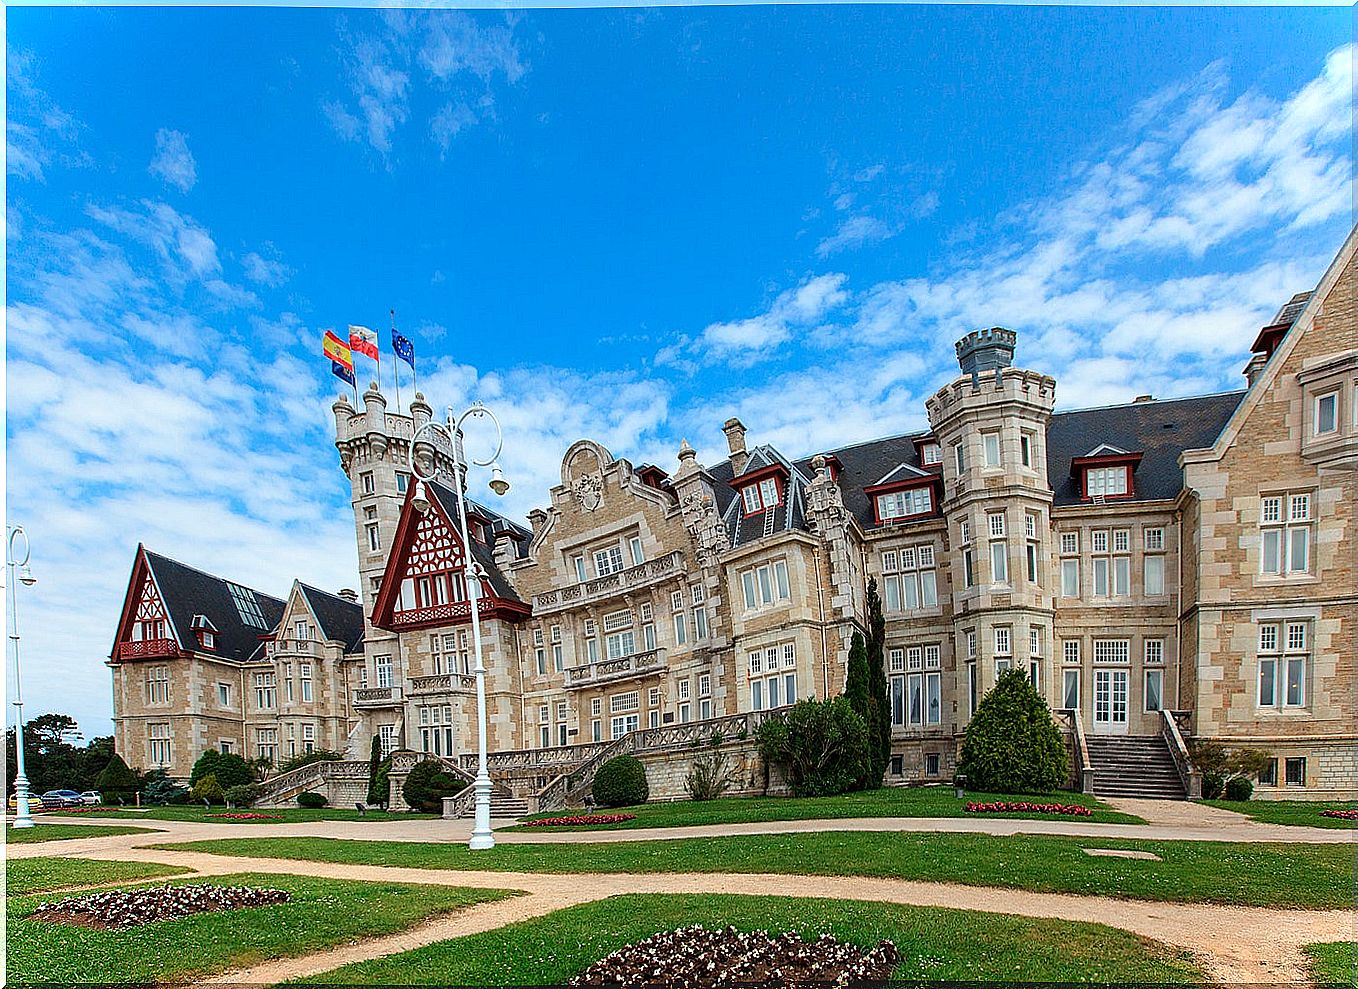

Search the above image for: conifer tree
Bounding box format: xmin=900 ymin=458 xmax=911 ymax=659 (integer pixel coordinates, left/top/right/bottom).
xmin=843 ymin=630 xmax=872 ymax=788
xmin=865 ymin=577 xmax=890 ymax=786
xmin=960 ymin=668 xmax=1069 ymax=793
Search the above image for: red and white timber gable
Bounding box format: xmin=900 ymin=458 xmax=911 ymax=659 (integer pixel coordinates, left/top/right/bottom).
xmin=109 ymin=545 xmax=181 ymax=663
xmin=371 ymin=482 xmax=530 ymax=632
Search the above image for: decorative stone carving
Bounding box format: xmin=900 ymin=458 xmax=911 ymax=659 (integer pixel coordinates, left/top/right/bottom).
xmin=572 ymin=470 xmax=604 ymax=512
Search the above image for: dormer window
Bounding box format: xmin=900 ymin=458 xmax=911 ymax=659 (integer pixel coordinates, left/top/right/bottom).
xmin=1086 ymin=466 xmax=1129 ymax=498
xmin=741 ymin=477 xmax=781 ymax=515
xmin=877 ymin=487 xmax=933 ymax=522
xmin=200 ymin=631 xmax=215 ymax=650
xmin=1072 ymin=446 xmax=1142 ymax=502
xmin=921 ymin=443 xmax=942 ymax=466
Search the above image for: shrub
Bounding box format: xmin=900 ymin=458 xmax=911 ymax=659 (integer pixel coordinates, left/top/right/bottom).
xmin=1202 ymin=772 xmax=1226 ymax=800
xmin=959 ymin=668 xmax=1068 ymax=794
xmin=95 ymin=753 xmax=139 ymax=803
xmin=144 ymin=776 xmax=189 ymax=806
xmin=401 ymin=760 xmax=467 ymax=813
xmin=1224 ymin=776 xmax=1254 ymax=802
xmin=190 ymin=750 xmax=256 ymax=789
xmin=592 ymin=755 xmax=649 ymax=808
xmin=756 ymin=697 xmax=871 ymax=797
xmin=1188 ymin=740 xmax=1271 ymax=800
xmin=276 ymin=749 xmax=343 ymax=774
xmin=297 ymin=791 xmax=328 ymax=809
xmin=223 ymin=784 xmax=261 ymax=808
xmin=685 ymin=750 xmax=736 ymax=801
xmin=190 ymin=773 xmax=225 ymax=804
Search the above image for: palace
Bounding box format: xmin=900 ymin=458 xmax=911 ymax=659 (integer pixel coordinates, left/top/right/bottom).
xmin=108 ymin=227 xmax=1357 ymax=805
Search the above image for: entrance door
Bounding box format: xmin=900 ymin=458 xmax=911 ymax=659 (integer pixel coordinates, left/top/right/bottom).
xmin=1092 ymin=668 xmax=1129 ymax=734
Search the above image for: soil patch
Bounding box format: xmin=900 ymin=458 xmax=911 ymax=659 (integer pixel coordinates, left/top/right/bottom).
xmin=28 ymin=883 xmax=289 ymax=929
xmin=571 ymin=924 xmax=899 ymax=987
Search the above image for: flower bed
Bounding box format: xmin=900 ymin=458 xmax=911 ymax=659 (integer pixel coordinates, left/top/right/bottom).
xmin=208 ymin=812 xmax=283 ymax=820
xmin=1319 ymin=809 xmax=1358 ymax=821
xmin=29 ymin=884 xmax=289 ymax=929
xmin=571 ymin=924 xmax=899 ymax=987
xmin=48 ymin=807 xmax=106 ymax=814
xmin=965 ymin=801 xmax=1093 ymax=816
xmin=521 ymin=813 xmax=637 ymax=827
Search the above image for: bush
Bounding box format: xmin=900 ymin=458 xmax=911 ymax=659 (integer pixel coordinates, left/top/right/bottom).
xmin=1202 ymin=772 xmax=1226 ymax=800
xmin=277 ymin=749 xmax=343 ymax=774
xmin=223 ymin=784 xmax=261 ymax=808
xmin=190 ymin=750 xmax=256 ymax=789
xmin=95 ymin=753 xmax=139 ymax=803
xmin=756 ymin=697 xmax=871 ymax=798
xmin=592 ymin=755 xmax=649 ymax=808
xmin=1188 ymin=740 xmax=1271 ymax=801
xmin=297 ymin=791 xmax=328 ymax=809
xmin=1224 ymin=776 xmax=1254 ymax=802
xmin=401 ymin=760 xmax=466 ymax=813
xmin=685 ymin=750 xmax=736 ymax=801
xmin=144 ymin=774 xmax=189 ymax=806
xmin=189 ymin=773 xmax=225 ymax=804
xmin=959 ymin=668 xmax=1069 ymax=794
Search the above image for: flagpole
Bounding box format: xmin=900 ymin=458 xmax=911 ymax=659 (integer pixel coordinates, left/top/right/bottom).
xmin=390 ymin=309 xmax=404 ymax=413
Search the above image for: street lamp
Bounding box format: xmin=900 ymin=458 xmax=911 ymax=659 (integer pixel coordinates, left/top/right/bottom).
xmin=408 ymin=401 xmax=509 ymax=851
xmin=7 ymin=525 xmax=38 ymax=829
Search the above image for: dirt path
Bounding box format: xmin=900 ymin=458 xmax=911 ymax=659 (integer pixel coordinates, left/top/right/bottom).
xmin=64 ymin=843 xmax=1351 ymax=985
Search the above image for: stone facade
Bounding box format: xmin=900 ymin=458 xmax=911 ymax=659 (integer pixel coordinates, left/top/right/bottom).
xmin=109 ymin=227 xmax=1357 ymax=802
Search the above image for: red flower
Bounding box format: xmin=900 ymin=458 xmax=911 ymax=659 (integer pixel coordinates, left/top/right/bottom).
xmin=964 ymin=801 xmax=1091 ymax=816
xmin=208 ymin=812 xmax=283 ymax=820
xmin=1320 ymin=809 xmax=1358 ymax=821
xmin=522 ymin=813 xmax=637 ymax=827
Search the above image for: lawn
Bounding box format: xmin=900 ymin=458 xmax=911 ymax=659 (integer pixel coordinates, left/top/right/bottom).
xmin=5 ymin=823 xmax=158 ymax=843
xmin=292 ymin=892 xmax=1204 ymax=985
xmin=7 ymin=857 xmax=192 ymax=896
xmin=1306 ymin=943 xmax=1356 ymax=987
xmin=512 ymin=785 xmax=1142 ymax=830
xmin=1203 ymin=799 xmax=1357 ymax=829
xmin=166 ymin=831 xmax=1350 ymax=908
xmin=7 ymin=871 xmax=517 ymax=984
xmin=39 ymin=805 xmax=436 ymax=825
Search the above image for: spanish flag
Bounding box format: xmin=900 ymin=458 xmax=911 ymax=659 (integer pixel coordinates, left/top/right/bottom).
xmin=322 ymin=329 xmax=353 ymax=370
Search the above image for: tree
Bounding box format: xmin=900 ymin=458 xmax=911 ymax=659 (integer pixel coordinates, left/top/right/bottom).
xmin=756 ymin=697 xmax=871 ymax=797
xmin=190 ymin=773 xmax=225 ymax=804
xmin=28 ymin=713 xmax=80 ymax=751
xmin=865 ymin=578 xmax=890 ymax=787
xmin=401 ymin=760 xmax=467 ymax=813
xmin=190 ymin=750 xmax=255 ymax=789
xmin=842 ymin=631 xmax=875 ymax=788
xmin=1187 ymin=740 xmax=1273 ymax=799
xmin=366 ymin=735 xmax=387 ymax=806
xmin=959 ymin=668 xmax=1069 ymax=794
xmin=95 ymin=753 xmax=139 ymax=801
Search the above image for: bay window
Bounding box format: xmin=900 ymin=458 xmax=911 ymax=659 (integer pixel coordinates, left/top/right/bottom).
xmin=741 ymin=559 xmax=791 ymax=611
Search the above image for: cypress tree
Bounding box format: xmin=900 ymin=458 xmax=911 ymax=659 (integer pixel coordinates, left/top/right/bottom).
xmin=366 ymin=735 xmax=385 ymax=806
xmin=843 ymin=629 xmax=871 ymax=784
xmin=865 ymin=578 xmax=890 ymax=786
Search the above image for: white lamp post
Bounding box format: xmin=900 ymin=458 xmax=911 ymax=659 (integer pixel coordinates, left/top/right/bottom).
xmin=7 ymin=525 xmax=38 ymax=829
xmin=409 ymin=401 xmax=510 ymax=851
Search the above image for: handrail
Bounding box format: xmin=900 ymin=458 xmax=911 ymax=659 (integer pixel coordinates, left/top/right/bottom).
xmin=254 ymin=759 xmax=367 ymax=803
xmin=533 ymin=731 xmax=637 ymax=814
xmin=1161 ymin=708 xmax=1202 ymax=799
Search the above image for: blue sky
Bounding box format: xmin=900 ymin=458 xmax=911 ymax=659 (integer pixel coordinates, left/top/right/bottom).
xmin=5 ymin=5 xmax=1353 ymax=739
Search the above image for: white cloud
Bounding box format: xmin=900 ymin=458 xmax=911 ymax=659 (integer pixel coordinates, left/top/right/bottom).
xmin=148 ymin=129 xmax=197 ymax=193
xmin=817 ymin=215 xmax=896 ymax=258
xmin=242 ymin=248 xmax=291 ymax=287
xmin=6 ymin=50 xmax=83 ymax=182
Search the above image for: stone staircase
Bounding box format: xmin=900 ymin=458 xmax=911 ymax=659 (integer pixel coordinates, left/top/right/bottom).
xmin=1086 ymin=734 xmax=1187 ymax=800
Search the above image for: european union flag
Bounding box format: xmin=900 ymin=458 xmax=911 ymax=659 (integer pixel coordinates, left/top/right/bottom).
xmin=331 ymin=359 xmax=355 ymax=388
xmin=392 ymin=329 xmax=415 ymax=370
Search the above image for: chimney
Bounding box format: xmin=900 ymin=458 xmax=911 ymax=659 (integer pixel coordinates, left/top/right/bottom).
xmin=1243 ymin=352 xmax=1269 ymax=387
xmin=955 ymin=327 xmax=1017 ymax=384
xmin=723 ymin=417 xmax=749 ymax=475
xmin=337 ymin=588 xmax=359 ymax=603
xmin=1133 ymin=395 xmax=1154 ymax=404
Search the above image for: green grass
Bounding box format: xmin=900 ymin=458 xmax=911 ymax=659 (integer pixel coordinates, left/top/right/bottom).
xmin=7 ymin=857 xmax=192 ymax=896
xmin=513 ymin=786 xmax=1142 ymax=829
xmin=5 ymin=823 xmax=157 ymax=843
xmin=165 ymin=831 xmax=1350 ymax=908
xmin=292 ymin=892 xmax=1204 ymax=985
xmin=1305 ymin=943 xmax=1357 ymax=987
xmin=1203 ymin=798 xmax=1357 ymax=829
xmin=40 ymin=805 xmax=436 ymax=824
xmin=7 ymin=872 xmax=517 ymax=984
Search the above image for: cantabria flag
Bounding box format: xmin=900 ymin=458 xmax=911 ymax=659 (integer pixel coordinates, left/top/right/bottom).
xmin=348 ymin=325 xmax=379 ymax=361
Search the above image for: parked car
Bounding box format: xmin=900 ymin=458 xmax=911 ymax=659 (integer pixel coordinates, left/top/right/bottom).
xmin=80 ymin=791 xmax=102 ymax=805
xmin=39 ymin=790 xmax=85 ymax=808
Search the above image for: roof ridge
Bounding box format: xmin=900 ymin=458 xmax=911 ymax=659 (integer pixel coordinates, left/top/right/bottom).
xmin=144 ymin=548 xmax=286 ymax=605
xmin=298 ymin=581 xmax=363 ymax=608
xmin=1052 ymin=388 xmax=1246 ymax=416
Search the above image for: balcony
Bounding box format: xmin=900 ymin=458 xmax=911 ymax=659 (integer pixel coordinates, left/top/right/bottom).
xmin=564 ymin=647 xmax=665 ymax=689
xmin=270 ymin=638 xmax=321 ymax=658
xmin=408 ymin=673 xmax=477 ymax=695
xmin=390 ymin=596 xmax=496 ymax=629
xmin=353 ymin=685 xmax=404 ymax=708
xmin=534 ymin=550 xmax=685 ymax=614
xmin=116 ymin=638 xmax=179 ymax=661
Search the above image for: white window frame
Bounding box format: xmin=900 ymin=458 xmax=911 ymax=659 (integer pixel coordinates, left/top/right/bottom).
xmin=1314 ymin=391 xmax=1339 ymax=435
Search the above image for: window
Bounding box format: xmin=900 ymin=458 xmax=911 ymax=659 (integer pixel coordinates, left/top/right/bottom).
xmin=741 ymin=476 xmax=782 ymax=514
xmin=698 ymin=673 xmax=711 ymax=696
xmin=378 ymin=724 xmax=397 ymax=757
xmin=1314 ymin=392 xmax=1338 ymax=435
xmin=201 ymin=631 xmax=215 ymax=649
xmin=1258 ymin=621 xmax=1308 ymax=708
xmin=648 ymin=687 xmax=661 ymax=707
xmin=954 ymin=442 xmax=966 ymax=474
xmin=994 ymin=627 xmax=1011 ymax=656
xmin=300 ymin=663 xmax=313 ymax=702
xmin=982 ymin=432 xmax=1001 ymax=467
xmin=1086 ymin=466 xmax=1128 ymax=498
xmin=1093 ymin=639 xmax=1130 ymax=663
xmin=642 ymin=621 xmax=657 ymax=651
xmin=396 ymin=472 xmax=409 ymax=493
xmin=557 ymin=701 xmax=569 ymax=746
xmin=1258 ymin=759 xmax=1277 ymax=786
xmin=1260 ymin=493 xmax=1312 ymax=575
xmin=1090 ymin=529 xmax=1127 ymax=598
xmin=217 ymin=682 xmax=231 ymax=707
xmin=1063 ymin=640 xmax=1080 ymax=664
xmin=749 ymin=645 xmax=797 ymax=711
xmin=741 ymin=560 xmax=791 ymax=610
xmin=533 ymin=629 xmax=546 ymax=675
xmin=148 ymin=723 xmax=172 ymax=766
xmin=990 ymin=540 xmax=1009 ymax=584
xmin=375 ymin=654 xmax=393 ymax=689
xmin=256 ymin=728 xmax=278 ymax=764
xmin=1144 ymin=639 xmax=1164 ymax=665
xmin=1144 ymin=555 xmax=1165 ymax=595
xmin=1144 ymin=527 xmax=1165 ymax=551
xmin=594 ymin=545 xmax=625 ymax=577
xmin=877 ymin=487 xmax=933 ymax=521
xmin=649 ymin=709 xmax=660 ymax=728
xmin=606 ymin=627 xmax=636 ymax=660
xmin=921 ymin=442 xmax=941 ymax=465
xmin=591 ymin=720 xmax=602 ymax=742
xmin=628 ymin=536 xmax=645 ymax=566
xmin=882 ymin=545 xmax=937 ymax=612
xmin=1019 ymin=431 xmax=1034 ymax=467
xmin=889 ymin=644 xmax=942 ymax=728
xmin=1284 ymin=757 xmax=1306 ymax=787
xmin=611 ymin=691 xmax=639 ymax=713
xmin=419 ymin=705 xmax=455 ymax=756
xmin=539 ymin=705 xmax=550 ymax=748
xmin=253 ymin=672 xmax=276 ymax=709
xmin=1061 ymin=559 xmax=1079 ymax=597
xmin=611 ymin=714 xmax=639 ymax=738
xmin=295 ymin=620 xmax=310 ymax=640
xmin=966 ymin=630 xmax=977 ymax=659
xmin=1062 ymin=668 xmax=1080 ymax=710
xmin=1060 ymin=531 xmax=1079 ymax=555
xmin=967 ymin=662 xmax=978 ymax=716
xmin=1144 ymin=669 xmax=1163 ymax=712
xmin=572 ymin=555 xmax=587 ymax=582
xmin=220 ymin=740 xmax=233 ymax=754
xmin=361 ymin=471 xmax=375 ymax=494
xmin=988 ymin=513 xmax=1006 ymax=538
xmin=366 ymin=523 xmax=380 ymax=553
xmin=145 ymin=665 xmax=170 ymax=704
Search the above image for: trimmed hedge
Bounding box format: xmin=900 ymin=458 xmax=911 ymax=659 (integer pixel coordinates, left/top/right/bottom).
xmin=401 ymin=760 xmax=467 ymax=813
xmin=1224 ymin=776 xmax=1254 ymax=801
xmin=592 ymin=755 xmax=649 ymax=808
xmin=297 ymin=791 xmax=328 ymax=809
xmin=224 ymin=784 xmax=261 ymax=808
xmin=959 ymin=668 xmax=1068 ymax=794
xmin=189 ymin=773 xmax=225 ymax=804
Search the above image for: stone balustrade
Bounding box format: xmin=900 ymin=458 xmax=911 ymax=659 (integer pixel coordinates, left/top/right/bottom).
xmin=564 ymin=647 xmax=666 ymax=689
xmin=353 ymin=685 xmax=404 ymax=707
xmin=533 ymin=551 xmax=685 ymax=614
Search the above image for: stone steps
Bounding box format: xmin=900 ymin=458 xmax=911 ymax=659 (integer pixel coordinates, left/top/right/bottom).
xmin=1087 ymin=735 xmax=1186 ymax=800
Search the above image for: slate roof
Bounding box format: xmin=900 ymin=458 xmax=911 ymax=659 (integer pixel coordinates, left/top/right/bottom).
xmin=298 ymin=584 xmax=366 ymax=653
xmin=140 ymin=548 xmax=285 ymax=663
xmin=425 ymin=480 xmax=528 ymax=602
